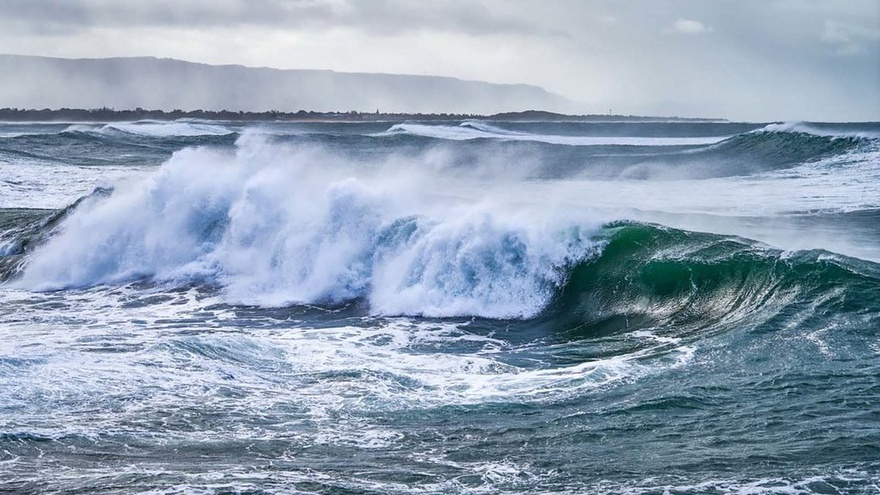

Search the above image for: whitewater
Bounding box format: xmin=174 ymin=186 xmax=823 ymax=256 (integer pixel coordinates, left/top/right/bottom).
xmin=1 ymin=118 xmax=879 ymax=494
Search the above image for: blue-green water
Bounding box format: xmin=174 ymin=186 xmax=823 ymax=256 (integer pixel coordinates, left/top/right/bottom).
xmin=1 ymin=119 xmax=879 ymax=494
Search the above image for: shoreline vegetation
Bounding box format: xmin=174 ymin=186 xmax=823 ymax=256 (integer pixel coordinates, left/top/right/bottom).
xmin=0 ymin=107 xmax=724 ymax=123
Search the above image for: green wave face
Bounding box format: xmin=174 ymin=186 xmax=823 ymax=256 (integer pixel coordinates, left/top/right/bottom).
xmin=549 ymin=222 xmax=880 ymax=339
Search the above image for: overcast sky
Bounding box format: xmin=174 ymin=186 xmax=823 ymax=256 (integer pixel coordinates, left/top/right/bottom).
xmin=1 ymin=0 xmax=878 ymax=121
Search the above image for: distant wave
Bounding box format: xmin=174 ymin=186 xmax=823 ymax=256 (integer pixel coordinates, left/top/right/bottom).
xmin=687 ymin=124 xmax=872 ymax=171
xmin=0 ymin=132 xmax=43 ymax=139
xmin=0 ymin=121 xmax=239 ymax=166
xmin=67 ymin=120 xmax=237 ymax=137
xmin=758 ymin=121 xmax=880 ymax=140
xmin=378 ymin=122 xmax=728 ymax=146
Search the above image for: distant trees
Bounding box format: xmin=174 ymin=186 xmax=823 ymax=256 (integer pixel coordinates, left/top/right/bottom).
xmin=0 ymin=107 xmax=485 ymax=122
xmin=0 ymin=107 xmax=715 ymax=123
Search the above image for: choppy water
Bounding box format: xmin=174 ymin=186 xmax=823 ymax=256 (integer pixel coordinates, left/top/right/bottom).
xmin=1 ymin=119 xmax=879 ymax=494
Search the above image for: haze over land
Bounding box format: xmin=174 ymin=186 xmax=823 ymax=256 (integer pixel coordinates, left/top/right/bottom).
xmin=1 ymin=1 xmax=877 ymax=121
xmin=0 ymin=55 xmax=573 ymax=115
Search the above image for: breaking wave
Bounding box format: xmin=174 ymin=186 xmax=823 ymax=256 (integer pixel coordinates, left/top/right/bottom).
xmin=4 ymin=134 xmax=878 ymax=325
xmin=379 ymin=121 xmax=727 ymax=146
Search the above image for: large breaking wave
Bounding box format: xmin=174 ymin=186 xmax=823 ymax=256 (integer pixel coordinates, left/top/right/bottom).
xmin=5 ymin=129 xmax=879 ymax=324
xmin=8 ymin=133 xmax=604 ymax=317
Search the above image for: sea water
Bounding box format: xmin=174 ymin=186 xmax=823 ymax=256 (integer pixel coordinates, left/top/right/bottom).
xmin=1 ymin=119 xmax=879 ymax=493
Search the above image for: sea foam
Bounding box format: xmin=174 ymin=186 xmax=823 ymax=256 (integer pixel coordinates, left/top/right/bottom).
xmin=16 ymin=132 xmax=603 ymax=318
xmin=65 ymin=120 xmax=236 ymax=137
xmin=380 ymin=121 xmax=727 ymax=146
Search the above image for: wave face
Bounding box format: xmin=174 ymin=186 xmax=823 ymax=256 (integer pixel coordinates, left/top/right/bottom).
xmin=701 ymin=123 xmax=870 ymax=168
xmin=380 ymin=120 xmax=729 ymax=146
xmin=550 ymin=222 xmax=880 ymax=335
xmin=1 ymin=119 xmax=880 ymax=494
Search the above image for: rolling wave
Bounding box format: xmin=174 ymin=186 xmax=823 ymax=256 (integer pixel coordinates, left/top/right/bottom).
xmin=6 ymin=172 xmax=601 ymax=318
xmin=367 ymin=121 xmax=877 ymax=182
xmin=0 ymin=124 xmax=238 ymax=150
xmin=760 ymin=121 xmax=880 ymax=140
xmin=79 ymin=120 xmax=237 ymax=137
xmin=2 ymin=123 xmax=878 ymax=323
xmin=0 ymin=189 xmax=111 ymax=281
xmin=548 ymin=222 xmax=880 ymax=335
xmin=3 ymin=136 xmax=877 ymax=326
xmin=379 ymin=122 xmax=728 ymax=146
xmin=0 ymin=122 xmax=239 ymax=172
xmin=582 ymin=122 xmax=878 ymax=179
xmin=698 ymin=124 xmax=872 ymax=167
xmin=5 ymin=197 xmax=878 ymax=332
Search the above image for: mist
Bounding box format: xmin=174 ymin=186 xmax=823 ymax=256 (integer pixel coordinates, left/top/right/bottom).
xmin=1 ymin=0 xmax=877 ymax=121
xmin=0 ymin=54 xmax=573 ymax=114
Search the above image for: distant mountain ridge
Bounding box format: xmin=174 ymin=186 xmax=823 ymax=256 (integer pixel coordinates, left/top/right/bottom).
xmin=0 ymin=54 xmax=575 ymax=114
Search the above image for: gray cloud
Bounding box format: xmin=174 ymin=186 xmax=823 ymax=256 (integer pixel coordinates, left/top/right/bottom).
xmin=822 ymin=19 xmax=880 ymax=56
xmin=0 ymin=0 xmax=877 ymax=120
xmin=0 ymin=0 xmax=555 ymax=36
xmin=666 ymin=19 xmax=711 ymax=35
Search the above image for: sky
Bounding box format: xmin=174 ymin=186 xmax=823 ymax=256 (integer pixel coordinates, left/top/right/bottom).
xmin=1 ymin=0 xmax=878 ymax=121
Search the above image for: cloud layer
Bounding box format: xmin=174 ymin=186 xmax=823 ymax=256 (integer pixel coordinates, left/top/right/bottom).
xmin=1 ymin=0 xmax=877 ymax=121
xmin=672 ymin=19 xmax=711 ymax=35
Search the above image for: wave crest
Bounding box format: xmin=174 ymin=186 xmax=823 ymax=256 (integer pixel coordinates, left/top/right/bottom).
xmin=6 ymin=130 xmax=879 ymax=322
xmin=11 ymin=135 xmax=603 ymax=318
xmin=379 ymin=122 xmax=726 ymax=146
xmin=549 ymin=222 xmax=880 ymax=335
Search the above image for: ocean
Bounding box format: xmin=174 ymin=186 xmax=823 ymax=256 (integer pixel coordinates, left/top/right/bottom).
xmin=1 ymin=119 xmax=879 ymax=494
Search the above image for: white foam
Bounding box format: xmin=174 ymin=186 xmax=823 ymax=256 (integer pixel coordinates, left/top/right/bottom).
xmin=63 ymin=123 xmax=102 ymax=133
xmin=13 ymin=124 xmax=880 ymax=303
xmin=0 ymin=286 xmax=694 ymax=424
xmin=99 ymin=121 xmax=236 ymax=137
xmin=0 ymin=160 xmax=152 ymax=209
xmin=16 ymin=133 xmax=605 ymax=318
xmin=759 ymin=121 xmax=880 ymax=140
xmin=0 ymin=237 xmax=21 ymax=257
xmin=381 ymin=122 xmax=728 ymax=146
xmin=607 ymin=474 xmax=873 ymax=495
xmin=60 ymin=121 xmax=235 ymax=137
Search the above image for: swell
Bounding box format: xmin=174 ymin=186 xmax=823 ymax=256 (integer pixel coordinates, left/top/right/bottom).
xmin=547 ymin=222 xmax=880 ymax=338
xmin=0 ymin=127 xmax=239 ymax=166
xmin=589 ymin=125 xmax=872 ymax=179
xmin=4 ymin=188 xmax=878 ymax=334
xmin=379 ymin=121 xmax=727 ymax=147
xmin=696 ymin=126 xmax=867 ymax=167
xmin=370 ymin=122 xmax=875 ymax=179
xmin=2 ymin=121 xmax=873 ymax=180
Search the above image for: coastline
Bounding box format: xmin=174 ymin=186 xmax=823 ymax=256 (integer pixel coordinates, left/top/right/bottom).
xmin=0 ymin=107 xmax=725 ymax=123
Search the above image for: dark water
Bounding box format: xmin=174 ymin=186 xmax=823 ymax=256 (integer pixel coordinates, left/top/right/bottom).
xmin=1 ymin=119 xmax=879 ymax=494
